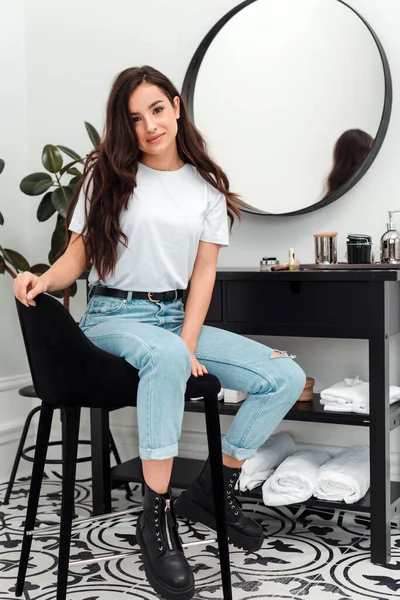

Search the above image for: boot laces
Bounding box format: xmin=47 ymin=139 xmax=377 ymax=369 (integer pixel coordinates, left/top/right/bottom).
xmin=153 ymin=495 xmax=179 ymax=553
xmin=153 ymin=496 xmax=163 ymax=552
xmin=226 ymin=471 xmax=242 ymax=516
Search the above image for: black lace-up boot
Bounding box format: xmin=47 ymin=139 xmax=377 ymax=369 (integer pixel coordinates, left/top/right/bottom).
xmin=175 ymin=457 xmax=264 ymax=552
xmin=136 ymin=482 xmax=195 ymax=600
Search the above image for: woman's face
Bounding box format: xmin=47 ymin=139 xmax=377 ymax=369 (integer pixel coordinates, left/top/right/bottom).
xmin=128 ymin=82 xmax=180 ymax=156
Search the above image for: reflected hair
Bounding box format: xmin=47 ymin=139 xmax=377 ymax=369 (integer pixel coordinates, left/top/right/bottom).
xmin=66 ymin=65 xmax=244 ymax=280
xmin=324 ymin=129 xmax=374 ymax=198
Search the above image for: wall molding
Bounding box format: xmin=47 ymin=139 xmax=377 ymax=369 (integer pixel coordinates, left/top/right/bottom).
xmin=0 ymin=373 xmax=31 ymax=393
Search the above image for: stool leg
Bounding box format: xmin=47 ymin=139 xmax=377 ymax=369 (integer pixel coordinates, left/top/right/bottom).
xmin=4 ymin=406 xmax=42 ymax=505
xmin=57 ymin=405 xmax=81 ymax=600
xmin=15 ymin=404 xmax=54 ymax=596
xmin=203 ymin=393 xmax=232 ymax=600
xmin=109 ymin=429 xmax=132 ymax=497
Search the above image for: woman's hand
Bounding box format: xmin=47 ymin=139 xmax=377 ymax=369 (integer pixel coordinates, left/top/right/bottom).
xmin=190 ymin=353 xmax=208 ymax=378
xmin=13 ymin=272 xmax=48 ymax=307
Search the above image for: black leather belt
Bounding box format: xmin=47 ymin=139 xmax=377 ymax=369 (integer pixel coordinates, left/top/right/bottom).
xmin=89 ymin=285 xmax=183 ymax=303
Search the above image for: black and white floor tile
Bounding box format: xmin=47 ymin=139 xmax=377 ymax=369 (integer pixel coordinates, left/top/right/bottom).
xmin=0 ymin=473 xmax=399 ymax=600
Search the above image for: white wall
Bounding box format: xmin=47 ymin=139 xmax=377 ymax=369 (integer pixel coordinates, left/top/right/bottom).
xmin=0 ymin=0 xmax=34 ymax=482
xmin=1 ymin=0 xmax=400 ymax=482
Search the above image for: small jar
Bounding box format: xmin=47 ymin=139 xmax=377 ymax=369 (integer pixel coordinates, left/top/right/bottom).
xmin=346 ymin=234 xmax=373 ymax=264
xmin=260 ymin=257 xmax=279 ymax=271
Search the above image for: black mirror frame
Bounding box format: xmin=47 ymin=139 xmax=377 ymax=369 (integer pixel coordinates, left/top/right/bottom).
xmin=181 ymin=0 xmax=393 ymax=217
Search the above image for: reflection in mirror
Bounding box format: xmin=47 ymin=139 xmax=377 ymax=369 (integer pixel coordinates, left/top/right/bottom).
xmin=323 ymin=129 xmax=374 ymax=200
xmin=182 ymin=0 xmax=392 ymax=216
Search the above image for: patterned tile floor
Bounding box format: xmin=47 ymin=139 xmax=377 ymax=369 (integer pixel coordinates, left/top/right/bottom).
xmin=0 ymin=473 xmax=399 ymax=599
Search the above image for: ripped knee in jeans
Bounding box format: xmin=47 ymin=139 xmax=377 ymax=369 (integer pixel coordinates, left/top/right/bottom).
xmin=270 ymin=348 xmax=297 ymax=359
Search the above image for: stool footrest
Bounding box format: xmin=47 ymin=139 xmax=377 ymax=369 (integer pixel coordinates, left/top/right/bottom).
xmin=69 ymin=535 xmax=218 ymax=566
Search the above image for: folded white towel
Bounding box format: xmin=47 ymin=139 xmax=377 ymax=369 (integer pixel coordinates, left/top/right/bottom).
xmin=239 ymin=432 xmax=295 ymax=492
xmin=320 ymin=377 xmax=400 ymax=414
xmin=314 ymin=445 xmax=369 ymax=503
xmin=262 ymin=450 xmax=330 ymax=506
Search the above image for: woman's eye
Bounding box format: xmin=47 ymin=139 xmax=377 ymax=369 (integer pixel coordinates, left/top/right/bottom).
xmin=132 ymin=117 xmax=140 ymax=123
xmin=154 ymin=107 xmax=163 ymax=114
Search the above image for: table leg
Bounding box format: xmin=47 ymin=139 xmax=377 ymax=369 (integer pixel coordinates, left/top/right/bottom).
xmin=369 ymin=281 xmax=391 ymax=565
xmin=90 ymin=408 xmax=111 ymax=515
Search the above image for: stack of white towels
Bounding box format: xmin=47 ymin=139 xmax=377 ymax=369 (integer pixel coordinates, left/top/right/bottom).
xmin=320 ymin=376 xmax=400 ymax=413
xmin=239 ymin=432 xmax=370 ymax=506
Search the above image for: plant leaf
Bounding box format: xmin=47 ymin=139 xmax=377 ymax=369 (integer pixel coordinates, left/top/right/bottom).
xmin=48 ymin=248 xmax=55 ymax=265
xmin=85 ymin=122 xmax=101 ymax=148
xmin=69 ymin=176 xmax=81 ymax=186
xmin=3 ymin=248 xmax=30 ymax=272
xmin=67 ymin=167 xmax=82 ymax=177
xmin=59 ymin=158 xmax=83 ymax=177
xmin=0 ymin=257 xmax=5 ymax=274
xmin=57 ymin=145 xmax=83 ymax=162
xmin=51 ymin=186 xmax=74 ymax=218
xmin=0 ymin=159 xmax=4 ymax=174
xmin=37 ymin=192 xmax=56 ymax=222
xmin=30 ymin=263 xmax=50 ymax=276
xmin=51 ymin=216 xmax=68 ymax=260
xmin=42 ymin=145 xmax=63 ymax=173
xmin=68 ymin=281 xmax=78 ymax=297
xmin=0 ymin=211 xmax=3 ymax=225
xmin=20 ymin=173 xmax=53 ymax=196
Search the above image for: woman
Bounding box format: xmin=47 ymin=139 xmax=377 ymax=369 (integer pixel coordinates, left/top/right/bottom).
xmin=13 ymin=66 xmax=306 ymax=600
xmin=323 ymin=129 xmax=374 ymax=198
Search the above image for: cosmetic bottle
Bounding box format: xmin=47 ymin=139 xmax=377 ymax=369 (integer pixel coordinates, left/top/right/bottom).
xmin=288 ymin=248 xmax=296 ymax=271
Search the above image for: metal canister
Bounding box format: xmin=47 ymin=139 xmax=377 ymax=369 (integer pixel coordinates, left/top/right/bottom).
xmin=314 ymin=232 xmax=338 ymax=264
xmin=346 ymin=233 xmax=373 ymax=264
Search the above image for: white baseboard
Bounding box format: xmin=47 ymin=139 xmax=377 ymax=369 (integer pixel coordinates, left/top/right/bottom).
xmin=0 ymin=373 xmax=31 ymax=392
xmin=0 ymin=373 xmax=34 ymax=483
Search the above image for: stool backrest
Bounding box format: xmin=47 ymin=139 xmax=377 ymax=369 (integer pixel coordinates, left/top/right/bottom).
xmin=15 ymin=293 xmax=139 ymax=407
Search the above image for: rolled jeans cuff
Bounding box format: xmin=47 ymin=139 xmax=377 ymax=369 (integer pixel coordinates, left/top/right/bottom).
xmin=222 ymin=437 xmax=258 ymax=461
xmin=139 ymin=442 xmax=179 ymax=460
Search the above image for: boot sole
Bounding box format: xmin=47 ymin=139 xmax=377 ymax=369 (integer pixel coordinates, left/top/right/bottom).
xmin=136 ymin=514 xmax=195 ymax=600
xmin=175 ymin=493 xmax=264 ymax=552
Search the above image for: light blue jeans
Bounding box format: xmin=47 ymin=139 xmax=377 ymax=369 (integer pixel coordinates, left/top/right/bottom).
xmin=80 ymin=293 xmax=306 ymax=461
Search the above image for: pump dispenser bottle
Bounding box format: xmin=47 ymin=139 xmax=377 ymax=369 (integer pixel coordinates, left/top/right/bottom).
xmin=380 ymin=210 xmax=400 ymax=263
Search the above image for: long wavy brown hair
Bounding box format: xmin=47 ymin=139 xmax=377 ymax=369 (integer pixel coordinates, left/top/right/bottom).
xmin=66 ymin=65 xmax=244 ymax=280
xmin=323 ymin=129 xmax=373 ymax=199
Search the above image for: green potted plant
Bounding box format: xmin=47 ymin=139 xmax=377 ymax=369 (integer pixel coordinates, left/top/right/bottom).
xmin=17 ymin=122 xmax=100 ymax=309
xmin=0 ymin=158 xmax=46 ymax=282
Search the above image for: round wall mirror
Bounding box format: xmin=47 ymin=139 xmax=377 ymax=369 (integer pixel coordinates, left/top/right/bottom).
xmin=182 ymin=0 xmax=392 ymax=216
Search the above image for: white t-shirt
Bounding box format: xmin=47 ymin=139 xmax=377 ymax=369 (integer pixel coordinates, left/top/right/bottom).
xmin=68 ymin=162 xmax=230 ymax=291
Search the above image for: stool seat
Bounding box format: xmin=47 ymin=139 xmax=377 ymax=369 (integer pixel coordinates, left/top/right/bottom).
xmin=19 ymin=385 xmax=37 ymax=398
xmin=19 ymin=368 xmax=220 ymax=406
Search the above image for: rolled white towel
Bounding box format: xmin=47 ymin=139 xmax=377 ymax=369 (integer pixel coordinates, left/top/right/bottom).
xmin=239 ymin=432 xmax=295 ymax=492
xmin=315 ymin=445 xmax=369 ymax=503
xmin=262 ymin=450 xmax=330 ymax=506
xmin=239 ymin=469 xmax=274 ymax=492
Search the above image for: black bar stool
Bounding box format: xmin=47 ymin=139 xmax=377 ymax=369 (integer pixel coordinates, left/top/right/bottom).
xmin=3 ymin=385 xmax=131 ymax=504
xmin=14 ymin=293 xmax=232 ymax=600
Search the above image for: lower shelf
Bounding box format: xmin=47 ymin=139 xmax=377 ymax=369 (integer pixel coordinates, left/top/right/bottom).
xmin=111 ymin=456 xmax=400 ymax=515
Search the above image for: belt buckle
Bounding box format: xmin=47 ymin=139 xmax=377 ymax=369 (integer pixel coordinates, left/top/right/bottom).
xmin=148 ymin=292 xmax=160 ymax=303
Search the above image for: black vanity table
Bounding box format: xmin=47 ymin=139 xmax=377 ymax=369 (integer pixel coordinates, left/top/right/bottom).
xmin=90 ymin=267 xmax=400 ymax=566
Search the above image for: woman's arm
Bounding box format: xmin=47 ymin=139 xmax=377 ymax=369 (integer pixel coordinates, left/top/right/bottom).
xmin=180 ymin=241 xmax=220 ymax=376
xmin=13 ymin=233 xmax=87 ymax=306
